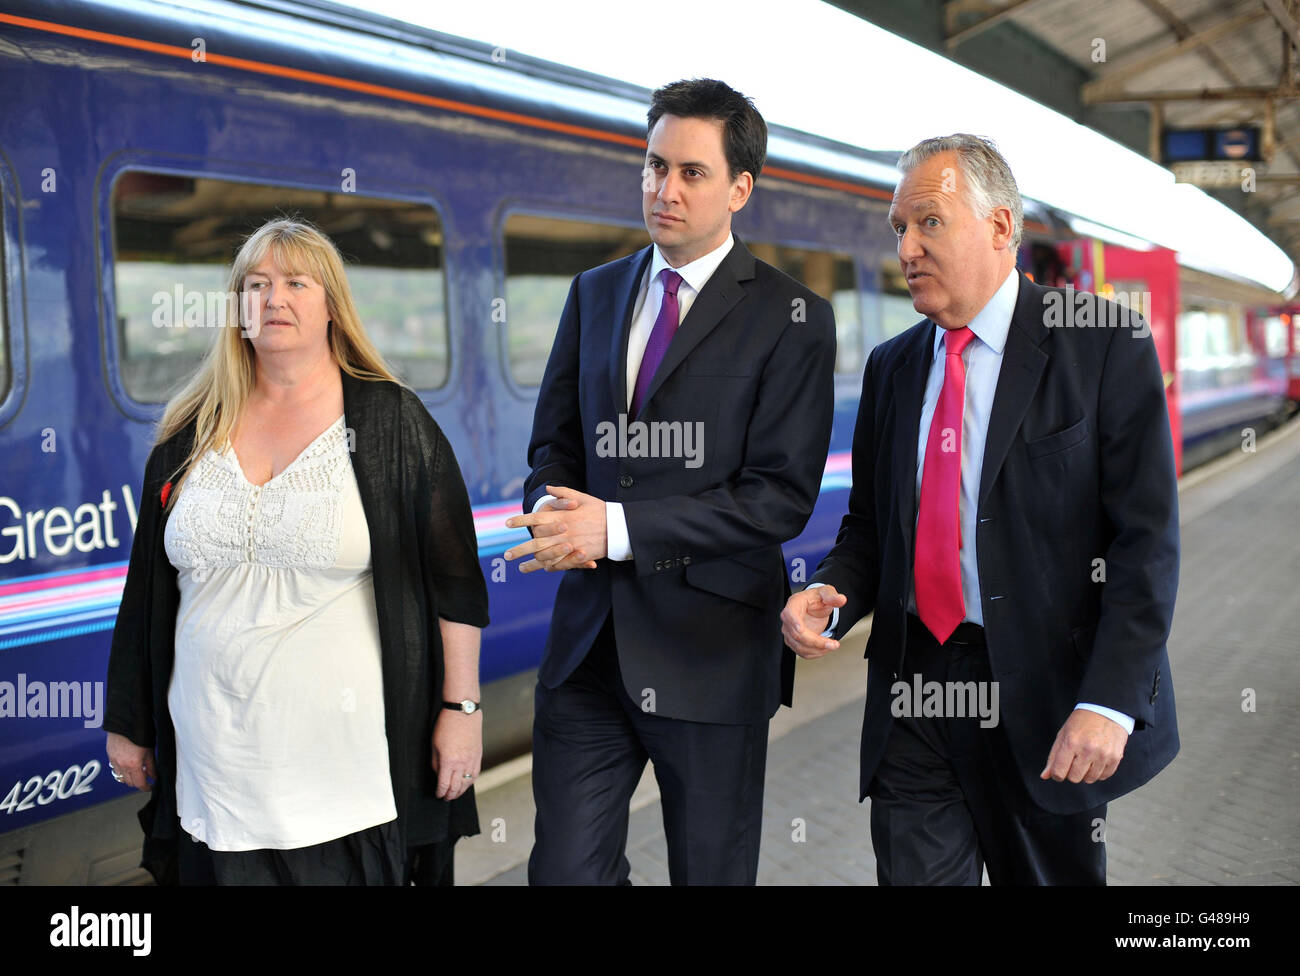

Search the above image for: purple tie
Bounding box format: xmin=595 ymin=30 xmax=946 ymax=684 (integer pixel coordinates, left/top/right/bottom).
xmin=630 ymin=269 xmax=683 ymax=418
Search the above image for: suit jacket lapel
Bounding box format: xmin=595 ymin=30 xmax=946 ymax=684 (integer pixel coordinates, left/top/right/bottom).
xmin=637 ymin=237 xmax=753 ymax=415
xmin=978 ymin=273 xmax=1050 ymax=505
xmin=891 ymin=322 xmax=935 ymax=554
xmin=609 ymin=247 xmax=654 ymax=412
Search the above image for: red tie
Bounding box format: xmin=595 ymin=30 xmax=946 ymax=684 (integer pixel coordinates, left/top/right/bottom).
xmin=915 ymin=326 xmax=975 ymax=644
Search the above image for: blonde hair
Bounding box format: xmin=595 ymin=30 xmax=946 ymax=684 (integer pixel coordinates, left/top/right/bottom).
xmin=156 ymin=217 xmax=401 ymax=506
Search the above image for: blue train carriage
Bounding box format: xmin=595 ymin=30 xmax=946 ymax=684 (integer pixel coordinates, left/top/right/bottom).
xmin=0 ymin=0 xmax=898 ymax=883
xmin=1 ymin=0 xmax=1287 ymax=884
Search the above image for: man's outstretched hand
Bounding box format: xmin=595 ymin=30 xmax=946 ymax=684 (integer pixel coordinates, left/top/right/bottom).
xmin=780 ymin=585 xmax=847 ymax=659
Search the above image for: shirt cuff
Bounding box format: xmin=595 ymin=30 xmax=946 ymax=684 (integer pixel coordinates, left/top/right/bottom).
xmin=531 ymin=494 xmax=558 ymax=514
xmin=606 ymin=501 xmax=632 ymax=561
xmin=1075 ymin=703 xmax=1135 ymax=735
xmin=805 ymin=582 xmax=839 ymax=637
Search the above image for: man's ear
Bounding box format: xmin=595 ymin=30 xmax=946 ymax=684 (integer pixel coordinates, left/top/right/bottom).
xmin=729 ymin=172 xmax=755 ymax=214
xmin=990 ymin=205 xmax=1015 ymax=250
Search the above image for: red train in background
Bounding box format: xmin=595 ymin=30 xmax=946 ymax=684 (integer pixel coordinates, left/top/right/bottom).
xmin=1029 ymin=237 xmax=1295 ymax=474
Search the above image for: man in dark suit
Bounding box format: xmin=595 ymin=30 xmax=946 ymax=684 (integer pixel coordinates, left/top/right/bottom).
xmin=503 ymin=79 xmax=835 ymax=885
xmin=781 ymin=134 xmax=1179 ymax=885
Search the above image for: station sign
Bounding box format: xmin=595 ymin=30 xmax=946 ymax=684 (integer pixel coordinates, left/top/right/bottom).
xmin=1171 ymin=161 xmax=1251 ymax=187
xmin=1162 ymin=126 xmax=1262 ymax=165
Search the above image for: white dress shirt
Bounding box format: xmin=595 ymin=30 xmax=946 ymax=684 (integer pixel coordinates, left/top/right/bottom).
xmin=812 ymin=268 xmax=1134 ymax=733
xmin=534 ymin=233 xmax=736 ymax=561
xmin=907 ymin=266 xmax=1019 ymax=625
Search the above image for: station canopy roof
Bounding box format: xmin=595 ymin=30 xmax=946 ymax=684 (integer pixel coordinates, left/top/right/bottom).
xmin=836 ymin=0 xmax=1300 ymax=293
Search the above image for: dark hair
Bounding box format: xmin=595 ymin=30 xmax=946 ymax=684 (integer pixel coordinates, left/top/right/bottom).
xmin=647 ymin=78 xmax=767 ymax=183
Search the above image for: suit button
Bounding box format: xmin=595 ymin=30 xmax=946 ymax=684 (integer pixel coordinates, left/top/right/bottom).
xmin=619 ymin=474 xmax=633 ymax=489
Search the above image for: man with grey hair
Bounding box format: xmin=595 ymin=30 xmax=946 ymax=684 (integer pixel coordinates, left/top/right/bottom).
xmin=781 ymin=134 xmax=1180 ymax=884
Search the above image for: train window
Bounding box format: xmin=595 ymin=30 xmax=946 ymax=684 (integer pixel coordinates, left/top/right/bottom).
xmin=880 ymin=264 xmax=918 ymax=341
xmin=1178 ymin=301 xmax=1256 ymax=395
xmin=1261 ymin=316 xmax=1289 ymax=359
xmin=747 ymin=243 xmax=861 ymax=374
xmin=1178 ymin=305 xmax=1238 ymax=363
xmin=112 ymin=173 xmax=449 ymax=401
xmin=1105 ymin=280 xmax=1151 ymax=322
xmin=504 ymin=215 xmax=647 ymax=387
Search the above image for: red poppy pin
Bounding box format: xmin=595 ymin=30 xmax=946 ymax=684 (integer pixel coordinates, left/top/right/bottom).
xmin=160 ymin=481 xmax=173 ymax=507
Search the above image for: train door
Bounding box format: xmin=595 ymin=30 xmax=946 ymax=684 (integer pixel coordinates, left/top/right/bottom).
xmin=1257 ymin=306 xmax=1300 ymax=403
xmin=1289 ymin=309 xmax=1300 ymax=402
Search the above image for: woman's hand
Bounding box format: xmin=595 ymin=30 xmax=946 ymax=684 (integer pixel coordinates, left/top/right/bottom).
xmin=106 ymin=732 xmax=156 ymax=791
xmin=431 ymin=709 xmax=482 ymax=801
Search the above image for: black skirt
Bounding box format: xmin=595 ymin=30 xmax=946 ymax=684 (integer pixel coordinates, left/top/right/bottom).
xmin=178 ymin=818 xmax=407 ymax=886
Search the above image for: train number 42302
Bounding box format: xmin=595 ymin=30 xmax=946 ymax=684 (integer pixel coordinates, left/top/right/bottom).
xmin=1 ymin=761 xmax=101 ymax=814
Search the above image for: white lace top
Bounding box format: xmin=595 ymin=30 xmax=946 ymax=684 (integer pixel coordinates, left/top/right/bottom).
xmin=163 ymin=415 xmax=397 ymax=851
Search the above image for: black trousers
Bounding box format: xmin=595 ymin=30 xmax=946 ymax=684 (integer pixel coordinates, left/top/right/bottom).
xmin=867 ymin=618 xmax=1107 ymax=885
xmin=529 ymin=616 xmax=768 ymax=885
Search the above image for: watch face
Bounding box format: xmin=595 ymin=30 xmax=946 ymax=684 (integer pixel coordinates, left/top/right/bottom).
xmin=462 ymin=700 xmax=478 ymax=714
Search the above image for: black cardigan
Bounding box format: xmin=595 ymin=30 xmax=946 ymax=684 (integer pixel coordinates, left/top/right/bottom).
xmin=104 ymin=371 xmax=490 ymax=883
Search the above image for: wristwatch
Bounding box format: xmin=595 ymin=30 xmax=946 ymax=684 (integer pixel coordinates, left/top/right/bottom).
xmin=442 ymin=699 xmax=481 ymax=715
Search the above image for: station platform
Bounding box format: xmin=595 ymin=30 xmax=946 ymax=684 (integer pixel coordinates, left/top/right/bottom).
xmin=458 ymin=419 xmax=1300 ymax=885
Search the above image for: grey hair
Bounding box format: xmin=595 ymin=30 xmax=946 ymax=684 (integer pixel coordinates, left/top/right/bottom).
xmin=897 ymin=134 xmax=1024 ymax=250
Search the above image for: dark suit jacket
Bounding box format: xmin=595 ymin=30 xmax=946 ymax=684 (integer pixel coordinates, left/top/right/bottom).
xmin=525 ymin=237 xmax=836 ymax=725
xmin=811 ymin=271 xmax=1180 ymax=814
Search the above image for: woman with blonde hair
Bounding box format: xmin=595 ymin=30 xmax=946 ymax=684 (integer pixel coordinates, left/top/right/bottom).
xmin=104 ymin=217 xmax=488 ymax=885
